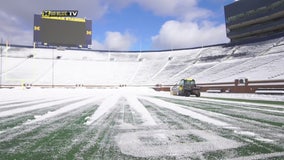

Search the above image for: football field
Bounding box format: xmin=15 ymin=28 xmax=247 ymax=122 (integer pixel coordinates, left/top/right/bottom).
xmin=0 ymin=88 xmax=284 ymax=159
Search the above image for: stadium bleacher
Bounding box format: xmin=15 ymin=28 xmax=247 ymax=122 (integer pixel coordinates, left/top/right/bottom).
xmin=1 ymin=37 xmax=284 ymax=86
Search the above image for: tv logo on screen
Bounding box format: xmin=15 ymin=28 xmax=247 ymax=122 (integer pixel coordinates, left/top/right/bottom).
xmin=42 ymin=10 xmax=78 ymax=17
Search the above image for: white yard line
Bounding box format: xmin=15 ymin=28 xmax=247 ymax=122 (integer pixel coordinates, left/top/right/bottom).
xmin=0 ymin=98 xmax=58 ymax=109
xmin=196 ymin=97 xmax=284 ymax=109
xmin=154 ymin=92 xmax=284 ymax=109
xmin=25 ymin=96 xmax=104 ymax=124
xmin=0 ymin=97 xmax=87 ymax=117
xmin=229 ymin=104 xmax=284 ymax=114
xmin=125 ymin=95 xmax=157 ymax=126
xmin=161 ymin=94 xmax=284 ymax=114
xmin=201 ymin=92 xmax=284 ymax=103
xmin=141 ymin=96 xmax=230 ymax=127
xmin=85 ymin=94 xmax=121 ymax=125
xmin=0 ymin=99 xmax=19 ymax=105
xmin=230 ymin=152 xmax=284 ymax=160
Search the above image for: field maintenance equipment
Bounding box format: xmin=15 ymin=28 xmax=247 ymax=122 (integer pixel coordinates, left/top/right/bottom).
xmin=170 ymin=78 xmax=200 ymax=97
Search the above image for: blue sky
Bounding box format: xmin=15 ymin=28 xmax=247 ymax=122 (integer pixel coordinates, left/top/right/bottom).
xmin=0 ymin=0 xmax=235 ymax=51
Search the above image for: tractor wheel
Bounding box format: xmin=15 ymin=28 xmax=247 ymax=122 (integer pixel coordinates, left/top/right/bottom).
xmin=195 ymin=91 xmax=200 ymax=97
xmin=185 ymin=92 xmax=190 ymax=97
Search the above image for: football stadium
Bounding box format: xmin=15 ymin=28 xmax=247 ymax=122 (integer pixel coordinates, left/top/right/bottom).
xmin=0 ymin=0 xmax=284 ymax=159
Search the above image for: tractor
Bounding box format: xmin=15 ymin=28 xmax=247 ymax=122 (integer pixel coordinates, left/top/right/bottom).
xmin=170 ymin=78 xmax=200 ymax=97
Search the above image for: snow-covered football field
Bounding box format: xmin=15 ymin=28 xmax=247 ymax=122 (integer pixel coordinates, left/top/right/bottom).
xmin=0 ymin=88 xmax=284 ymax=159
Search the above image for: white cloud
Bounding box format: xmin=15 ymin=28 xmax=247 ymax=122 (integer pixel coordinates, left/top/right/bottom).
xmin=135 ymin=0 xmax=211 ymax=21
xmin=104 ymin=0 xmax=211 ymax=21
xmin=0 ymin=11 xmax=33 ymax=45
xmin=105 ymin=32 xmax=136 ymax=50
xmin=133 ymin=0 xmax=229 ymax=49
xmin=91 ymin=40 xmax=105 ymax=50
xmin=92 ymin=31 xmax=136 ymax=51
xmin=152 ymin=20 xmax=229 ymax=49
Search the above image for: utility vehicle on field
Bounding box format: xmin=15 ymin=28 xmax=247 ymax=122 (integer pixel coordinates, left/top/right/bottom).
xmin=170 ymin=78 xmax=200 ymax=97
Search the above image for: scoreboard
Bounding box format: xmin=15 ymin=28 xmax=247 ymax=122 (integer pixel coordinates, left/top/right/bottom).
xmin=33 ymin=14 xmax=92 ymax=48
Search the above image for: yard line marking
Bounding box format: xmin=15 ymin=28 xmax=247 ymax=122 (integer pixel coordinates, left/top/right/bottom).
xmin=0 ymin=97 xmax=87 ymax=117
xmin=141 ymin=96 xmax=230 ymax=127
xmin=230 ymin=152 xmax=284 ymax=160
xmin=25 ymin=96 xmax=105 ymax=124
xmin=85 ymin=94 xmax=121 ymax=125
xmin=125 ymin=95 xmax=157 ymax=126
xmin=0 ymin=98 xmax=59 ymax=109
